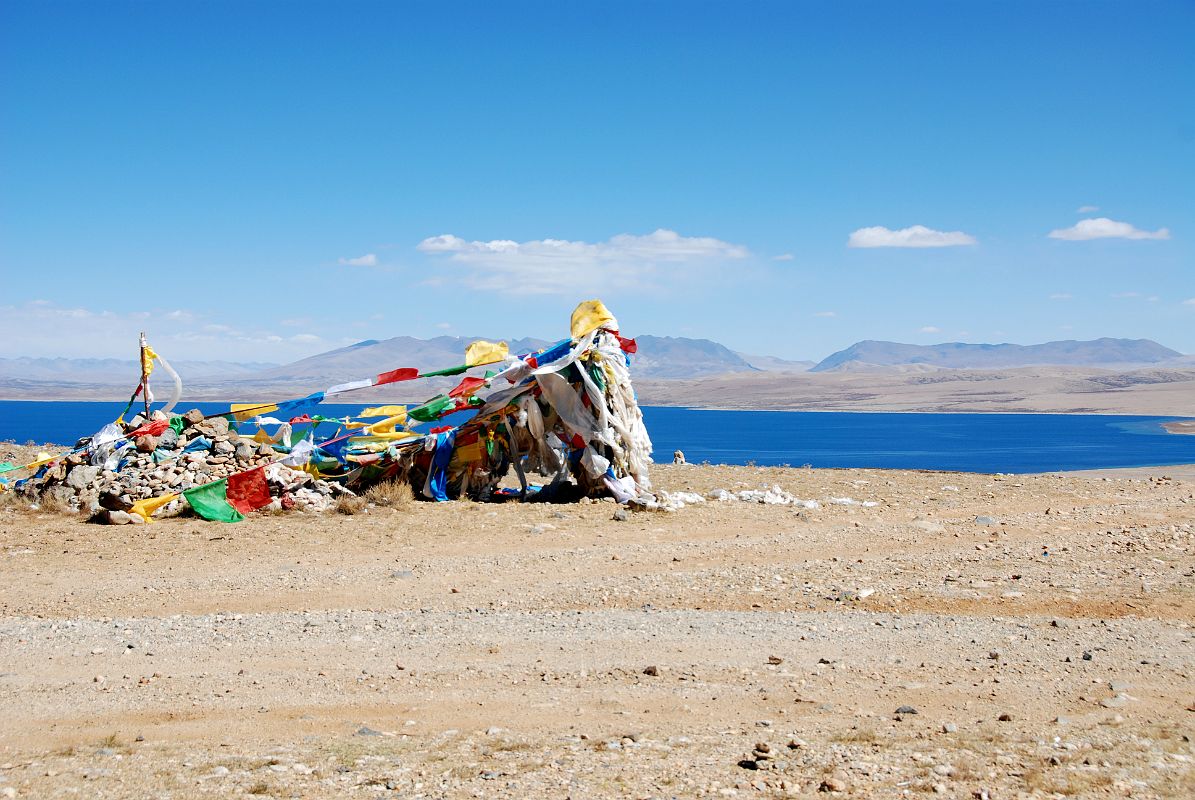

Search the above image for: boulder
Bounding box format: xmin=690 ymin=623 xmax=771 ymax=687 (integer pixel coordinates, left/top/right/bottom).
xmin=66 ymin=465 xmax=101 ymax=490
xmin=103 ymin=510 xmax=133 ymax=525
xmin=195 ymin=416 xmax=230 ymax=438
xmin=135 ymin=435 xmax=159 ymax=453
xmin=157 ymin=427 xmax=179 ymax=450
xmin=182 ymin=408 xmax=205 ymax=427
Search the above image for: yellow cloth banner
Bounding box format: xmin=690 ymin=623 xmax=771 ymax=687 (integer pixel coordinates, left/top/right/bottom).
xmin=361 ymin=405 xmax=407 ymax=419
xmin=141 ymin=346 xmax=158 ymax=378
xmin=464 ymin=340 xmax=509 ymax=367
xmin=570 ymin=299 xmax=617 ymax=339
xmin=129 ymin=492 xmax=179 ymax=523
xmin=231 ymin=403 xmax=279 ymax=422
xmin=364 ymin=413 xmax=408 ymax=434
xmin=454 ymin=439 xmax=484 ymax=463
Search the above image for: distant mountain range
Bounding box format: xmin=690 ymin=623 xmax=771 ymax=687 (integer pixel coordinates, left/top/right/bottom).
xmin=809 ymin=338 xmax=1184 ymax=372
xmin=0 ymin=357 xmax=278 ymax=383
xmin=0 ymin=336 xmax=1188 ymax=402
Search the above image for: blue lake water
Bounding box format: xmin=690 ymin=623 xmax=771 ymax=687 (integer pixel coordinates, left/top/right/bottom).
xmin=1 ymin=400 xmax=1193 ymax=474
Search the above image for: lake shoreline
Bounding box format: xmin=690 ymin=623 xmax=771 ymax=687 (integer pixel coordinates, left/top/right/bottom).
xmin=4 ymin=403 xmax=1195 ymax=474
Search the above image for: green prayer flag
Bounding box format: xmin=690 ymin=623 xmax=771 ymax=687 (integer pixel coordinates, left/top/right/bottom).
xmin=183 ymin=479 xmax=245 ymax=523
xmin=0 ymin=462 xmax=17 ymax=474
xmin=408 ymin=395 xmax=454 ymax=422
xmin=168 ymin=416 xmax=186 ymax=436
xmin=418 ymin=363 xmax=469 ymax=378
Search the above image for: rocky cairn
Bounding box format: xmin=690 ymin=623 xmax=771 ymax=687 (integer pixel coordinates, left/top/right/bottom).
xmin=18 ymin=408 xmax=348 ymax=523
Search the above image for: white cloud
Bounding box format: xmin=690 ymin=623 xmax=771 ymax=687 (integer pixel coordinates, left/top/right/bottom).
xmin=1077 ymin=205 xmax=1099 ymax=213
xmin=1111 ymin=291 xmax=1141 ymax=299
xmin=435 ymin=322 xmax=452 ymax=329
xmin=919 ymin=326 xmax=941 ymax=334
xmin=0 ymin=301 xmax=341 ymax=361
xmin=1049 ymin=293 xmax=1073 ymax=300
xmin=1048 ymin=218 xmax=1170 ymax=241
xmin=814 ymin=311 xmax=836 ymax=318
xmin=847 ymin=225 xmax=977 ymax=248
xmin=416 ymin=228 xmax=749 ymax=294
xmin=773 ymin=253 xmax=795 ymax=261
xmin=1184 ymin=298 xmax=1195 ymax=307
xmin=338 ymin=253 xmax=378 ymax=267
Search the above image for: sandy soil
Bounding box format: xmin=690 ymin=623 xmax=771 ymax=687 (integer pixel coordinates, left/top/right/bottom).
xmin=1 ymin=464 xmax=1193 ymax=799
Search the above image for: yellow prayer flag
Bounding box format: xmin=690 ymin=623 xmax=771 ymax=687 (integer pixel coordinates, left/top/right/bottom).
xmin=569 ymin=299 xmax=617 ymax=339
xmin=231 ymin=403 xmax=279 ymax=422
xmin=453 ymin=440 xmax=484 ymax=463
xmin=141 ymin=345 xmax=158 ymax=377
xmin=129 ymin=492 xmax=179 ymax=523
xmin=361 ymin=405 xmax=406 ymax=419
xmin=364 ymin=413 xmax=407 ymax=434
xmin=464 ymin=339 xmax=509 ymax=367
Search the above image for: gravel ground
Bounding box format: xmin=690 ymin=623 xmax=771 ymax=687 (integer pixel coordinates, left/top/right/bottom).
xmin=1 ymin=463 xmax=1193 ymax=798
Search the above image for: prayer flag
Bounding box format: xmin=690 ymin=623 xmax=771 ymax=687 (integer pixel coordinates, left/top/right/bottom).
xmin=128 ymin=493 xmax=178 ymax=523
xmin=449 ymin=376 xmax=487 ymax=398
xmin=183 ymin=479 xmax=245 ymax=523
xmin=464 ymin=340 xmax=509 ymax=367
xmin=408 ymin=395 xmax=454 ymax=422
xmin=569 ymin=299 xmax=617 ymax=338
xmin=361 ymin=405 xmax=406 ymax=418
xmin=128 ymin=419 xmax=170 ymax=438
xmin=326 ymin=378 xmax=374 ymax=395
xmin=375 ymin=367 xmax=419 ymax=385
xmin=226 ymin=467 xmax=271 ymax=513
xmin=141 ymin=345 xmax=158 ymax=377
xmin=231 ymin=403 xmax=278 ymax=422
xmin=418 ymin=364 xmax=469 ymax=378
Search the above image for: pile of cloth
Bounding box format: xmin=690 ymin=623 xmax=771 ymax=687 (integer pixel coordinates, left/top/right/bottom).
xmin=2 ymin=300 xmax=656 ymax=522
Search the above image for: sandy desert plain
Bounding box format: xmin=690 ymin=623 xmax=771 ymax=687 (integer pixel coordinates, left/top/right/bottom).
xmin=0 ymin=434 xmax=1193 ymax=800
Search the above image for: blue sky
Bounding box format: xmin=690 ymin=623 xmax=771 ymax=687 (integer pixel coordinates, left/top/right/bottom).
xmin=1 ymin=0 xmax=1192 ymax=363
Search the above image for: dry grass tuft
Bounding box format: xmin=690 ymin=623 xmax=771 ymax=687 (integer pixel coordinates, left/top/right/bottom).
xmin=0 ymin=489 xmax=77 ymax=517
xmin=833 ymin=726 xmax=879 ymax=744
xmin=364 ymin=479 xmax=414 ymax=509
xmin=335 ymin=494 xmax=368 ymax=515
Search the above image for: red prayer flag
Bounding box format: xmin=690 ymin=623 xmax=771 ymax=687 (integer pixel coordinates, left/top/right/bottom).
xmin=288 ymin=414 xmax=314 ymax=424
xmin=616 ymin=335 xmax=637 ymax=354
xmin=128 ymin=419 xmax=170 ymax=437
xmin=375 ymin=367 xmax=419 ymax=385
xmin=448 ymin=376 xmax=486 ymax=398
xmin=226 ymin=467 xmax=271 ymax=514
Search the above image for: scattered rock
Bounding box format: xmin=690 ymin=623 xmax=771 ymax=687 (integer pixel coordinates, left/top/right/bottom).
xmin=642 ymin=665 xmax=659 ymax=676
xmin=895 ymin=705 xmax=918 ymax=715
xmin=819 ymin=772 xmax=849 ymax=792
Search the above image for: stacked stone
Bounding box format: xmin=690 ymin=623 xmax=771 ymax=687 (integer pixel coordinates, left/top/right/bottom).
xmin=18 ymin=408 xmax=341 ymax=522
